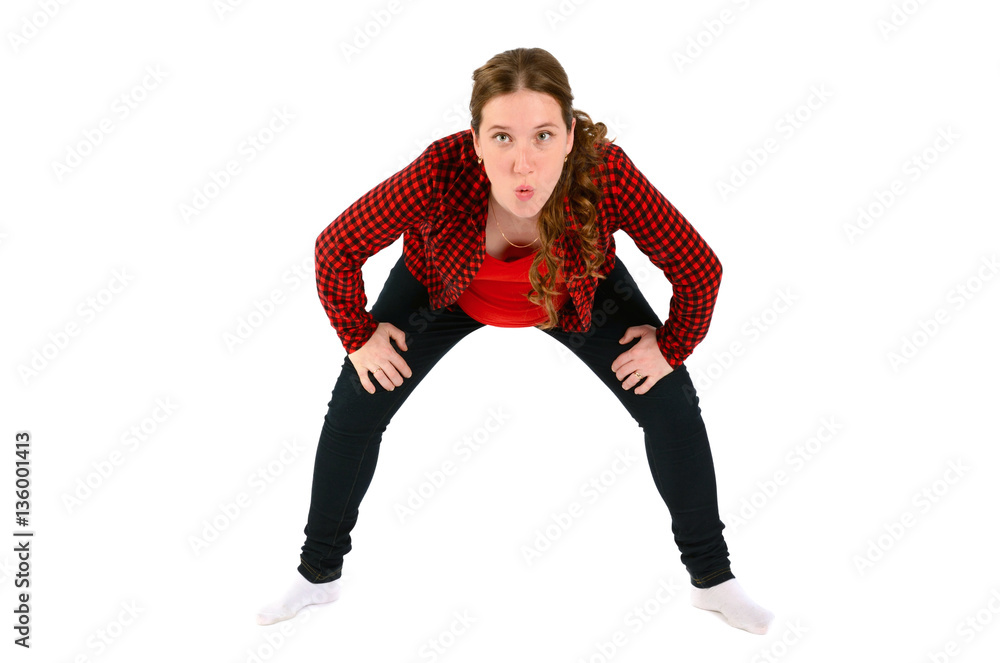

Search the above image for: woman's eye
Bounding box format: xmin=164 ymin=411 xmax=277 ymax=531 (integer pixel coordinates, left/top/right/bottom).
xmin=494 ymin=134 xmax=509 ymax=143
xmin=538 ymin=131 xmax=551 ymax=141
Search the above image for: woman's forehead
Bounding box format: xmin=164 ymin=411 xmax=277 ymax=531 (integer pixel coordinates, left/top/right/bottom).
xmin=481 ymin=90 xmax=564 ymax=129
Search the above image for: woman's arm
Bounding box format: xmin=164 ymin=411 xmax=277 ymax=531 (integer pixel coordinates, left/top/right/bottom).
xmin=609 ymin=144 xmax=723 ymax=368
xmin=315 ymin=149 xmax=431 ymax=355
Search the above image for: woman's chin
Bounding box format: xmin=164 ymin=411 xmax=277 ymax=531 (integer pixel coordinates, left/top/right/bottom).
xmin=504 ymin=198 xmax=545 ymax=220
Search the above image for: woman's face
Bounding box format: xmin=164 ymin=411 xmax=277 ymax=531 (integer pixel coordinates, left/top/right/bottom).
xmin=472 ymin=89 xmax=575 ymax=224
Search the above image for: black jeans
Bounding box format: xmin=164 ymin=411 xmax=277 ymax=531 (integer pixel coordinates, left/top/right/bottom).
xmin=298 ymin=254 xmax=735 ymax=589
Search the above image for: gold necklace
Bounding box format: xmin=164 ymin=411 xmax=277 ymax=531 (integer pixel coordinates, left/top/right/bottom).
xmin=489 ymin=196 xmax=539 ymax=249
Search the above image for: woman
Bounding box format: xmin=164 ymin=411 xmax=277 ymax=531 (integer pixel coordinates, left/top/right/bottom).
xmin=257 ymin=47 xmax=774 ymax=635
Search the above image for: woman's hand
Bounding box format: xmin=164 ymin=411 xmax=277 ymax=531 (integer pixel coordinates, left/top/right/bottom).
xmin=348 ymin=322 xmax=412 ymax=394
xmin=612 ymin=324 xmax=674 ymax=395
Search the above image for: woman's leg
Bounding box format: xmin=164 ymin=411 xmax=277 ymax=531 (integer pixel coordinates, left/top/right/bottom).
xmin=258 ymin=254 xmax=484 ymax=625
xmin=540 ymin=256 xmax=773 ymax=634
xmin=299 ymin=255 xmax=485 ymax=583
xmin=541 ymin=256 xmax=734 ymax=588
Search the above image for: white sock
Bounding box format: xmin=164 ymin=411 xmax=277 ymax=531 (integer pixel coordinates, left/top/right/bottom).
xmin=690 ymin=578 xmax=774 ymax=635
xmin=256 ymin=574 xmax=341 ymax=626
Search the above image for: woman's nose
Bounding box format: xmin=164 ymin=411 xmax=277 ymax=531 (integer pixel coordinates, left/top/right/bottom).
xmin=513 ymin=147 xmax=532 ymax=174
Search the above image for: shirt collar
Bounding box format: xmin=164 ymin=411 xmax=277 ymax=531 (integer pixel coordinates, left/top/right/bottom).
xmin=440 ymin=130 xmax=490 ymax=218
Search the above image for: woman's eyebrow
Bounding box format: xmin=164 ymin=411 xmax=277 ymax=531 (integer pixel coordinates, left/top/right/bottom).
xmin=486 ymin=123 xmax=559 ymax=132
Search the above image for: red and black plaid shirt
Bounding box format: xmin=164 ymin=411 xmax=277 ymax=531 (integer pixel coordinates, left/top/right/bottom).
xmin=315 ymin=129 xmax=722 ymax=368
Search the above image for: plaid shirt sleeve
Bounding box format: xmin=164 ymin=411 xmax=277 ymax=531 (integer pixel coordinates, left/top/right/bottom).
xmin=315 ymin=150 xmax=431 ymax=355
xmin=608 ymin=144 xmax=723 ymax=368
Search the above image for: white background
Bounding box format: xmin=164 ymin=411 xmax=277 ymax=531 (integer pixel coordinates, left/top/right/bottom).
xmin=2 ymin=0 xmax=999 ymax=661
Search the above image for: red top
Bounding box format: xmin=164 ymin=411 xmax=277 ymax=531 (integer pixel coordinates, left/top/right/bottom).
xmin=455 ymin=251 xmax=570 ymax=327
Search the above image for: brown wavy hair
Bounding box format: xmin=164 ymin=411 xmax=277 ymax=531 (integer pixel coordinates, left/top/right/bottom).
xmin=470 ymin=47 xmax=613 ymax=330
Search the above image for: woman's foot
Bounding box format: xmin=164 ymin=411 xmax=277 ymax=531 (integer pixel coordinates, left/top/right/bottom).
xmin=691 ymin=578 xmax=773 ymax=634
xmin=256 ymin=574 xmax=341 ymax=625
